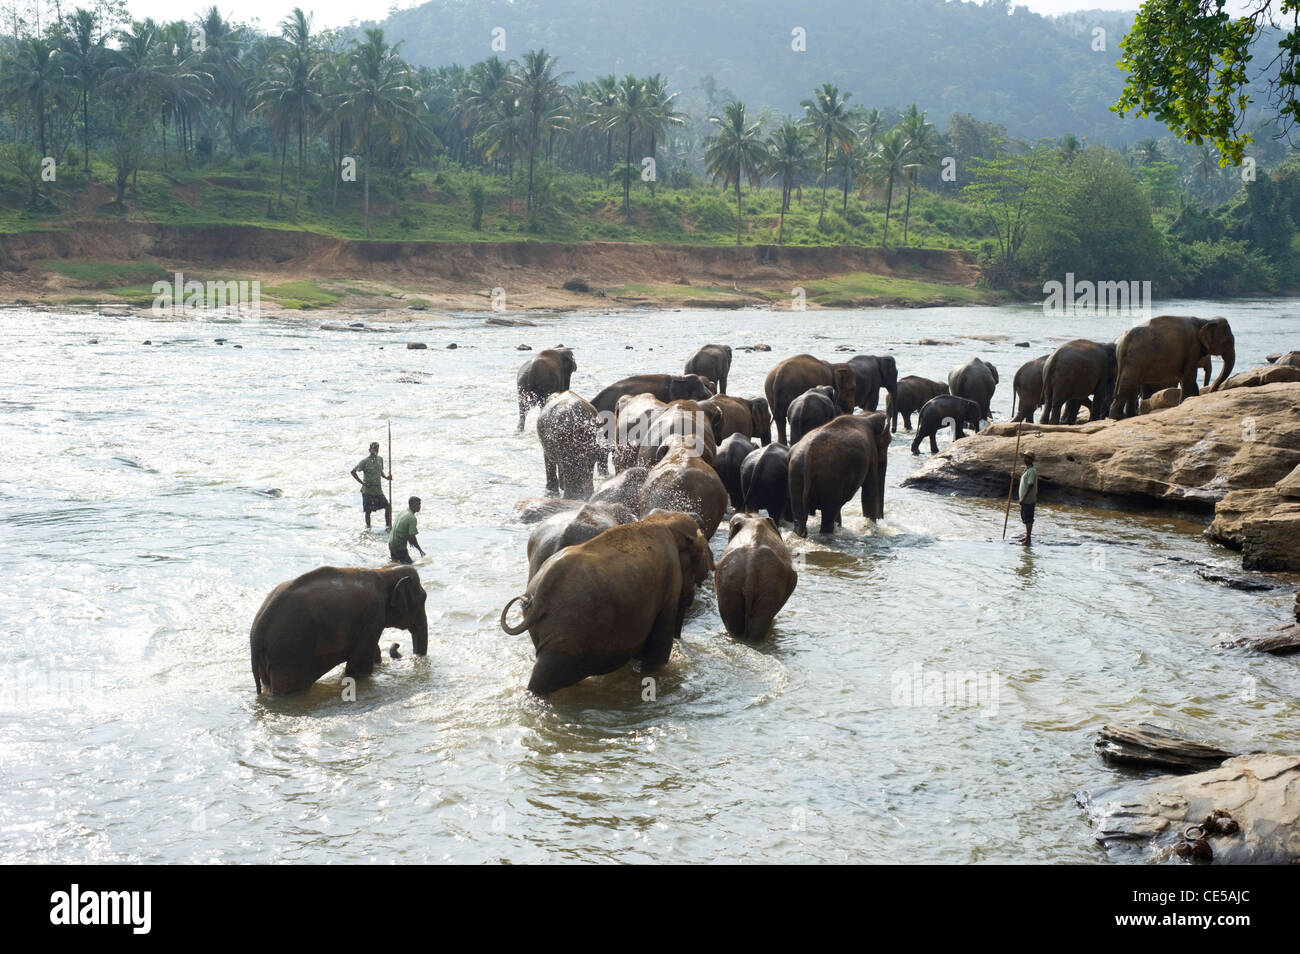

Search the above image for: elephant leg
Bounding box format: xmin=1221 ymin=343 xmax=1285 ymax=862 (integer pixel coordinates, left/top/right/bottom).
xmin=639 ymin=606 xmax=678 ymax=669
xmin=517 ymin=394 xmax=529 ymax=432
xmin=345 ymin=633 xmax=380 ymax=679
xmin=528 ymin=652 xmax=588 ymax=695
xmin=929 ymin=430 xmax=939 ymax=454
xmin=903 ymin=412 xmax=912 ymax=432
xmin=775 ymin=405 xmax=788 ymax=445
xmin=954 ymin=424 xmax=966 ymax=439
xmin=1064 ymin=400 xmax=1081 ymax=425
xmin=543 ymin=450 xmax=559 ymax=493
xmin=820 ymin=508 xmax=837 ymax=534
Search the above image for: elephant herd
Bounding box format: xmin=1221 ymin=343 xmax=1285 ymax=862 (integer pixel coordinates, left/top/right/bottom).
xmin=249 ymin=314 xmax=1236 ymax=699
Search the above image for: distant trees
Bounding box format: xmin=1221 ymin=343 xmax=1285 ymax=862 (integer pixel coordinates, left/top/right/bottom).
xmin=704 ymin=100 xmax=765 ymax=245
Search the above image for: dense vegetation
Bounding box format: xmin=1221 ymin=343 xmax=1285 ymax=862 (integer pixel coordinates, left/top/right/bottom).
xmin=1 ymin=1 xmax=1299 ymax=297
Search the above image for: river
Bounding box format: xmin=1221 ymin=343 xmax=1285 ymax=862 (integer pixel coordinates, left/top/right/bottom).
xmin=1 ymin=299 xmax=1296 ymax=863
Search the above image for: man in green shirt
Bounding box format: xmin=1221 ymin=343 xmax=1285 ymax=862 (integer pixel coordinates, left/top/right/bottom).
xmin=390 ymin=497 xmax=426 ymax=564
xmin=350 ymin=442 xmax=391 ymax=530
xmin=1017 ymin=451 xmax=1038 ymax=547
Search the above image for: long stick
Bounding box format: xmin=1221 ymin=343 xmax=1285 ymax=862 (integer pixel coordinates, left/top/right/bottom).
xmin=387 ymin=420 xmax=393 ymax=511
xmin=1001 ymin=421 xmax=1023 ymax=539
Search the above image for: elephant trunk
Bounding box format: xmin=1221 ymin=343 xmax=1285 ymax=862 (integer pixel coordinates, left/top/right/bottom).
xmin=411 ymin=612 xmax=429 ymax=655
xmin=1209 ymin=344 xmax=1235 ymax=392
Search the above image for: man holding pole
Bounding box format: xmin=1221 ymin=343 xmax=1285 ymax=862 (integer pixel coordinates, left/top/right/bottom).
xmin=350 ymin=442 xmax=391 ymax=530
xmin=1017 ymin=451 xmax=1038 ymax=547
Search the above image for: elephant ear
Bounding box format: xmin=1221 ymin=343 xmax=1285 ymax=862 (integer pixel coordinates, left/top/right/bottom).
xmin=750 ymin=398 xmax=772 ymax=437
xmin=1200 ymin=318 xmax=1234 ymax=355
xmin=389 ymin=575 xmax=411 ymax=612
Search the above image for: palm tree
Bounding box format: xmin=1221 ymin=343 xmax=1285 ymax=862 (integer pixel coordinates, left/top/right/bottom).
xmin=337 ymin=29 xmax=419 ymax=237
xmin=864 ymin=128 xmax=909 ymax=249
xmin=800 ymin=83 xmax=852 ymax=228
xmin=2 ymin=36 xmax=69 ymax=161
xmin=704 ymin=100 xmax=765 ymax=245
xmin=508 ymin=49 xmax=567 ymax=216
xmin=609 ymin=74 xmax=653 ymax=218
xmin=642 ymin=74 xmax=683 ymax=196
xmin=766 ymin=119 xmax=813 ymax=244
xmin=253 ymin=8 xmax=320 ymax=216
xmin=58 ymin=7 xmax=106 ymax=172
xmin=199 ymin=7 xmax=248 ymax=154
xmin=900 ymin=106 xmax=940 ymax=244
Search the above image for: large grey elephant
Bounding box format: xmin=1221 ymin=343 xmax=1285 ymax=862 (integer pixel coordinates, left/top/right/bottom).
xmin=788 ymin=413 xmax=890 ymax=536
xmin=700 ymin=394 xmax=772 ymax=444
xmin=764 ymin=354 xmax=856 ymax=444
xmin=499 ymin=511 xmax=714 ymax=695
xmin=1040 ymin=340 xmax=1117 ymax=425
xmin=537 ymin=390 xmax=604 ymax=499
xmin=250 ymin=565 xmax=428 ymax=694
xmin=787 ymin=385 xmax=840 ymax=445
xmin=516 ymin=347 xmax=576 ymax=432
xmin=685 ymin=344 xmax=733 ymax=394
xmin=1011 ymin=355 xmax=1048 ymax=423
xmin=714 ymin=513 xmax=798 ymax=643
xmin=526 ymin=501 xmax=638 ymax=580
xmin=591 ymin=373 xmax=715 ymax=419
xmin=847 ymin=354 xmax=899 ymax=412
xmin=1110 ymin=315 xmax=1235 ymax=419
xmin=948 ymin=358 xmax=999 ymax=421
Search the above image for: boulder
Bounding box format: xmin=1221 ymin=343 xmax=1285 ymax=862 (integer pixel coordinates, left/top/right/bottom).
xmin=1221 ymin=364 xmax=1300 ymax=389
xmin=1273 ymin=351 xmax=1300 ymax=368
xmin=903 ymin=382 xmax=1300 ymax=569
xmin=1139 ymin=386 xmax=1182 ymax=413
xmin=1079 ymin=754 xmax=1300 ymax=863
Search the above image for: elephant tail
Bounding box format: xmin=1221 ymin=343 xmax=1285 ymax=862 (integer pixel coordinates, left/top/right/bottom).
xmin=499 ymin=594 xmax=535 ymax=635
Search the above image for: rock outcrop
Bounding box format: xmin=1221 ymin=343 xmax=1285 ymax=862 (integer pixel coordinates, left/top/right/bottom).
xmin=902 ymin=380 xmax=1300 ymax=570
xmin=1079 ymin=754 xmax=1300 ymax=863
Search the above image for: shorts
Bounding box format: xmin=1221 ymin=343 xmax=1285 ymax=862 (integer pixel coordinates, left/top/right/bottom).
xmin=1020 ymin=500 xmax=1036 ymax=525
xmin=389 ymin=543 xmax=412 ymax=565
xmin=362 ymin=492 xmax=389 ymax=514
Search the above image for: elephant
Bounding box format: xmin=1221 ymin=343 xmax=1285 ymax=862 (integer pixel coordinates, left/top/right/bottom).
xmin=685 ymin=344 xmax=733 ymax=394
xmin=537 ymin=390 xmax=604 ymax=499
xmin=1011 ymin=356 xmax=1048 ymax=423
xmin=948 ymin=358 xmax=998 ymax=421
xmin=847 ymin=354 xmax=899 ymax=412
xmin=516 ymin=347 xmax=576 ymax=432
xmin=700 ymin=394 xmax=772 ymax=445
xmin=764 ymin=354 xmax=856 ymax=444
xmin=788 ymin=414 xmax=891 ymax=537
xmin=499 ymin=511 xmax=714 ymax=695
xmin=885 ymin=376 xmax=948 ymax=432
xmin=612 ymin=393 xmax=668 ymax=471
xmin=641 ymin=401 xmax=717 ymax=467
xmin=590 ymin=466 xmax=649 ymax=511
xmin=639 ymin=442 xmax=729 ymax=539
xmin=250 ymin=565 xmax=428 ymax=695
xmin=713 ymin=433 xmax=757 ymax=510
xmin=526 ymin=501 xmax=638 ymax=580
xmin=1039 ymin=340 xmax=1117 ymax=425
xmin=740 ymin=442 xmax=791 ymax=527
xmin=591 ymin=373 xmax=715 ymax=419
xmin=714 ymin=513 xmax=798 ymax=643
xmin=1110 ymin=315 xmax=1235 ymax=419
xmin=911 ymin=395 xmax=981 ymax=455
xmin=787 ymin=385 xmax=840 ymax=445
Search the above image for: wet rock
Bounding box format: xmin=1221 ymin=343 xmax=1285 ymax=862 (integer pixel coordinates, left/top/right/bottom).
xmin=1217 ymin=623 xmax=1300 ymax=654
xmin=562 ymin=278 xmax=590 ymax=293
xmin=142 ymin=340 xmax=152 ymax=345
xmin=234 ymin=344 xmax=242 ymax=349
xmin=916 ymin=338 xmax=953 ymax=346
xmin=485 ymin=316 xmax=536 ymax=327
xmin=409 ymin=302 xmax=427 ymax=311
xmin=349 ymin=322 xmax=364 ymax=328
xmin=1194 ymin=567 xmax=1282 ymax=590
xmin=396 ymin=376 xmax=422 ymax=384
xmin=517 ymin=343 xmax=531 ymax=350
xmin=752 ymin=343 xmax=771 ymax=352
xmin=1094 ymin=722 xmax=1236 ymax=773
xmin=87 ymin=338 xmax=98 ymax=344
xmin=834 ymin=344 xmax=854 ymax=352
xmin=214 ymin=338 xmax=226 ymax=345
xmin=625 ymin=345 xmax=633 ymax=350
xmin=1139 ymin=386 xmax=1181 ymax=413
xmin=1014 ymin=341 xmax=1031 ymax=347
xmin=1272 ymin=351 xmax=1300 ymax=368
xmin=446 ymin=342 xmax=458 ymax=349
xmin=407 ymin=342 xmax=427 ymax=350
xmin=1079 ymin=754 xmax=1300 ymax=863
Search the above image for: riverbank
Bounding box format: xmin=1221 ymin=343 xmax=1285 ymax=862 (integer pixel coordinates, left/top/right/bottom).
xmin=902 ymin=376 xmax=1300 ymax=573
xmin=0 ymin=221 xmax=994 ymax=315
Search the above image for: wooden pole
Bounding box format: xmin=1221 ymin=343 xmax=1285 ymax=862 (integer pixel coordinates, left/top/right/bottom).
xmin=387 ymin=420 xmax=393 ymax=511
xmin=1002 ymin=422 xmax=1023 ymax=539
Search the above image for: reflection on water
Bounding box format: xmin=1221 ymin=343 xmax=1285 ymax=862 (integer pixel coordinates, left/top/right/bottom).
xmin=0 ymin=301 xmax=1297 ymax=864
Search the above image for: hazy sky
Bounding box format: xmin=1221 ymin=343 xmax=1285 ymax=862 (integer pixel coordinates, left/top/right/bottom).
xmin=115 ymin=0 xmax=1143 ymax=34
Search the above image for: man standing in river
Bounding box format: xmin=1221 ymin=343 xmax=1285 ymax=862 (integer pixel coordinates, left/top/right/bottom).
xmin=1017 ymin=451 xmax=1038 ymax=546
xmin=351 ymin=442 xmax=391 ymax=530
xmin=390 ymin=497 xmax=426 ymax=564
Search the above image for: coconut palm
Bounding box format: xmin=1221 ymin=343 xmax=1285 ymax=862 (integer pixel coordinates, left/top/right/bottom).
xmin=704 ymin=100 xmax=765 ymax=245
xmin=253 ymin=8 xmax=320 ymax=216
xmin=864 ymin=127 xmax=909 ymax=249
xmin=900 ymin=106 xmax=940 ymax=244
xmin=642 ymin=73 xmax=683 ymax=196
xmin=765 ymin=119 xmax=813 ymax=244
xmin=58 ymin=7 xmax=107 ymax=172
xmin=199 ymin=7 xmax=248 ymax=154
xmin=609 ymin=74 xmax=654 ymax=217
xmin=800 ymin=83 xmax=852 ymax=228
xmin=507 ymin=49 xmax=568 ymax=216
xmin=2 ymin=36 xmax=71 ymax=161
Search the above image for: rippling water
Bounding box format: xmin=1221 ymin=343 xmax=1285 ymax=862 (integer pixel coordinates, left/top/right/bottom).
xmin=1 ymin=300 xmax=1297 ymax=864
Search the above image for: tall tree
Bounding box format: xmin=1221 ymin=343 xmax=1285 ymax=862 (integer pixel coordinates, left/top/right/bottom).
xmin=864 ymin=127 xmax=909 ymax=249
xmin=704 ymin=100 xmax=765 ymax=245
xmin=766 ymin=119 xmax=813 ymax=244
xmin=508 ymin=49 xmax=567 ymax=217
xmin=800 ymin=83 xmax=852 ymax=228
xmin=58 ymin=7 xmax=106 ymax=172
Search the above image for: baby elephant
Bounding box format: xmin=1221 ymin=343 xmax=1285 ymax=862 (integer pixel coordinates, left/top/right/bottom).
xmin=714 ymin=513 xmax=798 ymax=642
xmin=911 ymin=395 xmax=982 ymax=455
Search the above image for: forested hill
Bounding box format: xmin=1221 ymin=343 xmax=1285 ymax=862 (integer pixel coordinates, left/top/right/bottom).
xmin=359 ymin=0 xmax=1165 ymax=144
